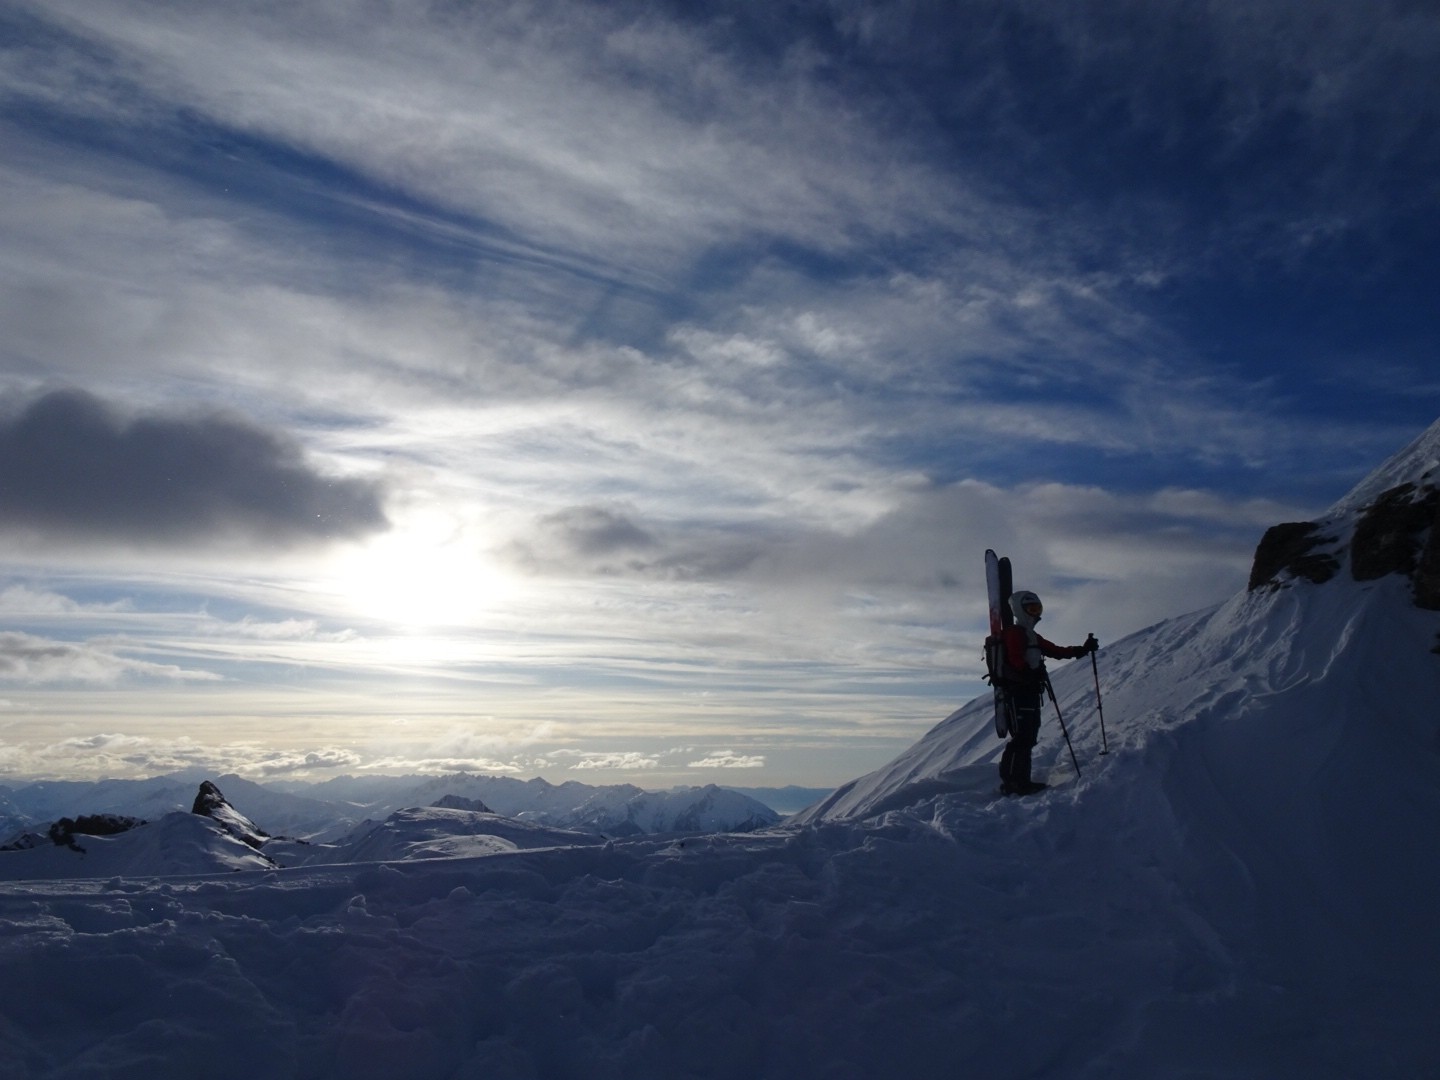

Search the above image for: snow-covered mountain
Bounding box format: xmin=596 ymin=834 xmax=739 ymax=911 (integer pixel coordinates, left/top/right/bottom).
xmin=314 ymin=806 xmax=606 ymax=864
xmin=325 ymin=774 xmax=780 ymax=835
xmin=553 ymin=783 xmax=778 ymax=836
xmin=194 ymin=772 xmax=361 ymax=839
xmin=0 ymin=809 xmax=276 ymax=881
xmin=0 ymin=775 xmax=195 ymax=831
xmin=0 ymin=771 xmax=781 ymax=842
xmin=0 ymin=771 xmax=779 ymax=879
xmin=0 ymin=419 xmax=1437 ymax=1079
xmin=0 ymin=780 xmax=615 ymax=878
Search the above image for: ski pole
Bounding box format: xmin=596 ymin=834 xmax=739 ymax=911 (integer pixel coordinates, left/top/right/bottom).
xmin=1089 ymin=642 xmax=1109 ymax=755
xmin=1044 ymin=677 xmax=1082 ymax=778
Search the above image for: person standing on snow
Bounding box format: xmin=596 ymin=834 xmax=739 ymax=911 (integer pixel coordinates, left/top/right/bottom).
xmin=999 ymin=590 xmax=1097 ymax=796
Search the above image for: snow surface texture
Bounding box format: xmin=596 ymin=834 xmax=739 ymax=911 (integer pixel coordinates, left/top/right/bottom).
xmin=1 ymin=421 xmax=1439 ymax=1079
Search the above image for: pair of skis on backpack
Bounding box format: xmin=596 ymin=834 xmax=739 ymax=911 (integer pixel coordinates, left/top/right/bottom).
xmin=984 ymin=548 xmax=1017 ymax=741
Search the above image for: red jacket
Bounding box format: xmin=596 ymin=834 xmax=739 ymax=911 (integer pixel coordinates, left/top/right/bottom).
xmin=1002 ymin=624 xmax=1086 ymax=681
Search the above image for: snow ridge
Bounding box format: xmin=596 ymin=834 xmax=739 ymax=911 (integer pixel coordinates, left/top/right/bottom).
xmin=1327 ymin=414 xmax=1440 ymax=515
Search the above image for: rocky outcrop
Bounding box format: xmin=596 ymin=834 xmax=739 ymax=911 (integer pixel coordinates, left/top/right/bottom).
xmin=1411 ymin=502 xmax=1440 ymax=610
xmin=1248 ymin=521 xmax=1340 ymax=590
xmin=1248 ymin=479 xmax=1440 ymax=609
xmin=49 ymin=814 xmax=147 ymax=852
xmin=432 ymin=794 xmax=493 ymax=813
xmin=0 ymin=814 xmax=148 ymax=853
xmin=1349 ymin=482 xmax=1440 ymax=583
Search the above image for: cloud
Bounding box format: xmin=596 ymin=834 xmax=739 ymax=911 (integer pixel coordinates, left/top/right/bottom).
xmin=0 ymin=388 xmax=388 ymax=550
xmin=359 ymin=757 xmax=526 ymax=776
xmin=507 ymin=502 xmax=767 ymax=581
xmin=0 ymin=584 xmax=132 ymax=615
xmin=5 ymin=1 xmax=968 ymax=275
xmin=0 ymin=630 xmax=221 ymax=684
xmin=0 ymin=732 xmax=366 ymax=781
xmin=3 ymin=2 xmax=1393 ymax=488
xmin=502 ymin=475 xmax=1301 ymax=630
xmin=534 ymin=506 xmax=658 ymax=559
xmin=546 ymin=749 xmax=661 ymax=771
xmin=253 ymin=748 xmax=364 ymax=776
xmin=687 ymin=751 xmax=765 ymax=769
xmin=213 ymin=617 xmax=357 ymax=643
xmin=0 ymin=0 xmax=1431 ymax=788
xmin=848 ymin=0 xmax=1440 ymax=234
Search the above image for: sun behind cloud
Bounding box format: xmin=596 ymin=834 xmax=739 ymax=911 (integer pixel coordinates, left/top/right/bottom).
xmin=324 ymin=510 xmax=516 ymax=632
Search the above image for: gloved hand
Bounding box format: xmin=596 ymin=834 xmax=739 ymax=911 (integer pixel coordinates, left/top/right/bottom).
xmin=1084 ymin=633 xmax=1099 ymax=654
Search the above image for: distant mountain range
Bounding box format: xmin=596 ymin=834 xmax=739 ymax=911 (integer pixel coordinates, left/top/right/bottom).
xmin=0 ymin=777 xmax=812 ymax=881
xmin=0 ymin=773 xmax=797 ymax=880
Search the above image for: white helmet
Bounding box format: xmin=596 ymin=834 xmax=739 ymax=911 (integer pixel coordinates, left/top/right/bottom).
xmin=1010 ymin=590 xmax=1043 ymax=626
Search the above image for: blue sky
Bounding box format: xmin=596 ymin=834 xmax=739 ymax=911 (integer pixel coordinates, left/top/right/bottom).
xmin=1 ymin=0 xmax=1437 ymax=787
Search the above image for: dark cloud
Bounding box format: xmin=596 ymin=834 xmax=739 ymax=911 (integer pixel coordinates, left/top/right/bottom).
xmin=0 ymin=389 xmax=388 ymax=548
xmin=506 ymin=503 xmax=769 ymax=581
xmin=540 ymin=506 xmax=658 ymax=557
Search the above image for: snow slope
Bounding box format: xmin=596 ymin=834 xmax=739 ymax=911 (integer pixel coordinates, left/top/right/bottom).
xmin=0 ymin=419 xmax=1437 ymax=1079
xmin=796 ymin=416 xmax=1440 ymax=824
xmin=792 ymin=573 xmax=1439 ymax=825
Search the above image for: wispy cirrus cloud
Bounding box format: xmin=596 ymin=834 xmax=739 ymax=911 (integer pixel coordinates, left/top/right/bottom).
xmin=4 ymin=1 xmax=967 ymax=274
xmin=0 ymin=630 xmax=220 ymax=684
xmin=0 ymin=584 xmax=132 ymax=615
xmin=6 ymin=0 xmax=1423 ymax=484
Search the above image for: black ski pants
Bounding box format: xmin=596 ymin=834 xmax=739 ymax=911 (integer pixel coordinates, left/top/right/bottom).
xmin=999 ymin=684 xmax=1043 ymax=787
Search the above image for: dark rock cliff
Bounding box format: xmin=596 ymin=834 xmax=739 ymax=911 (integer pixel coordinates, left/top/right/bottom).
xmin=1248 ymin=479 xmax=1440 ymax=610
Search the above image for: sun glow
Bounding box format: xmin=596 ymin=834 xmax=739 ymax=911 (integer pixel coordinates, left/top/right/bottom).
xmin=327 ymin=514 xmax=517 ymax=631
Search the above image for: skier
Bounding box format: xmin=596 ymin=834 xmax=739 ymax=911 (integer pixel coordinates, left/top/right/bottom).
xmin=999 ymin=590 xmax=1097 ymax=795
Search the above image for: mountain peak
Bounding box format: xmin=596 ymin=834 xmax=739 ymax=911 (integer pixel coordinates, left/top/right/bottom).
xmin=432 ymin=793 xmax=493 ymax=813
xmin=191 ymin=780 xmax=270 ymax=849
